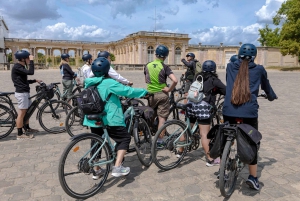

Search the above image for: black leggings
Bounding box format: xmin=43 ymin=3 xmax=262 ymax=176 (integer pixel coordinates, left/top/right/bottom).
xmin=223 ymin=115 xmax=259 ymax=165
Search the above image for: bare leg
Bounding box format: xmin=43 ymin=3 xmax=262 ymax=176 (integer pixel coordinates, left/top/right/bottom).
xmin=158 ymin=116 xmax=167 ymax=138
xmin=115 ymin=150 xmax=127 ymax=167
xmin=199 ymin=124 xmax=212 ymax=160
xmin=16 ymin=109 xmax=27 ymax=129
xmin=249 ymin=165 xmax=257 ymax=177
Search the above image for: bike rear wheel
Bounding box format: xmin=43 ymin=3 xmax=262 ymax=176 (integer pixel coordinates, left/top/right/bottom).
xmin=134 ymin=118 xmax=152 ymax=167
xmin=58 ymin=133 xmax=110 ymax=200
xmin=38 ymin=100 xmax=72 ymax=134
xmin=65 ymin=106 xmax=89 ymax=137
xmin=219 ymin=140 xmax=238 ymax=198
xmin=0 ymin=104 xmax=15 ymax=139
xmin=151 ymin=120 xmax=188 ymax=171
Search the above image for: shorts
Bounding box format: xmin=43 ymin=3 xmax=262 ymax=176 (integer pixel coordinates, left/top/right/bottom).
xmin=15 ymin=92 xmax=32 ymax=109
xmin=223 ymin=115 xmax=259 ymax=165
xmin=149 ymin=91 xmax=170 ymax=118
xmin=190 ymin=117 xmax=211 ymax=125
xmin=184 ymin=80 xmax=192 ymax=93
xmin=62 ymin=79 xmax=74 ymax=99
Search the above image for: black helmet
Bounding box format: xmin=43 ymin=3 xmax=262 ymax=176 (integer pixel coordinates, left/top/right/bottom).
xmin=61 ymin=53 xmax=70 ymax=60
xmin=91 ymin=57 xmax=110 ymax=77
xmin=202 ymin=60 xmax=216 ymax=72
xmin=155 ymin=45 xmax=169 ymax=58
xmin=14 ymin=50 xmax=30 ymax=60
xmin=82 ymin=53 xmax=92 ymax=62
xmin=230 ymin=55 xmax=238 ymax=63
xmin=186 ymin=53 xmax=195 ymax=58
xmin=238 ymin=44 xmax=257 ymax=59
xmin=97 ymin=51 xmax=110 ymax=58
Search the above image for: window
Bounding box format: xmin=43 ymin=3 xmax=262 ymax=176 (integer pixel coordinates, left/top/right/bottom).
xmin=147 ymin=46 xmax=154 ymax=62
xmin=175 ymin=47 xmax=181 ymax=64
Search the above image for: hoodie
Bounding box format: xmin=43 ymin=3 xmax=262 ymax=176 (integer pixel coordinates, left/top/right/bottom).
xmin=223 ymin=59 xmax=277 ymax=118
xmin=82 ymin=77 xmax=148 ymax=127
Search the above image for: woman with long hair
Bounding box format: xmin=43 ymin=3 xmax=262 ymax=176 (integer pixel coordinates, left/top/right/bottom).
xmin=222 ymin=43 xmax=277 ymax=190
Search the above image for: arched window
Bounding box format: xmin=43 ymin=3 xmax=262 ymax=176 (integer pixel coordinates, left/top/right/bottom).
xmin=175 ymin=47 xmax=181 ymax=64
xmin=147 ymin=46 xmax=154 ymax=62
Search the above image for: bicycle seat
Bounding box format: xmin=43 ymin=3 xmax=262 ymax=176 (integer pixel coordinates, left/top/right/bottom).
xmin=176 ymin=103 xmax=188 ymax=110
xmin=86 ymin=112 xmax=106 ymax=121
xmin=0 ymin=92 xmax=14 ymax=96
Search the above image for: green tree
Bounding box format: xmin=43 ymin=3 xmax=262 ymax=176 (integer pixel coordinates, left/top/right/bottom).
xmin=47 ymin=57 xmax=52 ymax=63
xmin=110 ymin=53 xmax=115 ymax=62
xmin=258 ymin=24 xmax=280 ymax=47
xmin=273 ymin=0 xmax=300 ymax=56
xmin=7 ymin=52 xmax=12 ymax=63
xmin=37 ymin=52 xmax=46 ymax=63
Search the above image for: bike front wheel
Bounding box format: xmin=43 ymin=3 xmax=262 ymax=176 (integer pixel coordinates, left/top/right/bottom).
xmin=58 ymin=133 xmax=110 ymax=200
xmin=134 ymin=118 xmax=152 ymax=167
xmin=151 ymin=119 xmax=188 ymax=171
xmin=0 ymin=104 xmax=15 ymax=139
xmin=38 ymin=100 xmax=72 ymax=134
xmin=219 ymin=140 xmax=238 ymax=198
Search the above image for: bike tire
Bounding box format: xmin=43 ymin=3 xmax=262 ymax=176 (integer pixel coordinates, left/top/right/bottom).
xmin=65 ymin=106 xmax=88 ymax=137
xmin=58 ymin=133 xmax=110 ymax=200
xmin=151 ymin=119 xmax=188 ymax=171
xmin=219 ymin=140 xmax=238 ymax=198
xmin=0 ymin=104 xmax=15 ymax=139
xmin=134 ymin=118 xmax=152 ymax=167
xmin=38 ymin=100 xmax=72 ymax=134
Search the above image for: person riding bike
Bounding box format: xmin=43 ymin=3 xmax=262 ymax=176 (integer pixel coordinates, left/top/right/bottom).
xmin=82 ymin=57 xmax=148 ymax=177
xmin=181 ymin=53 xmax=199 ymax=103
xmin=144 ymin=45 xmax=178 ymax=146
xmin=11 ymin=50 xmax=42 ymax=139
xmin=95 ymin=51 xmax=133 ymax=86
xmin=222 ymin=43 xmax=277 ymax=190
xmin=60 ymin=53 xmax=77 ymax=100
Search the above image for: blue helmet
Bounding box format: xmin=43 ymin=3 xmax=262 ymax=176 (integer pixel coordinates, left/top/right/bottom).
xmin=15 ymin=50 xmax=30 ymax=60
xmin=61 ymin=53 xmax=70 ymax=60
xmin=230 ymin=55 xmax=238 ymax=63
xmin=155 ymin=45 xmax=169 ymax=58
xmin=186 ymin=52 xmax=195 ymax=58
xmin=91 ymin=57 xmax=110 ymax=77
xmin=97 ymin=51 xmax=110 ymax=58
xmin=202 ymin=60 xmax=216 ymax=72
xmin=238 ymin=44 xmax=257 ymax=59
xmin=82 ymin=53 xmax=92 ymax=62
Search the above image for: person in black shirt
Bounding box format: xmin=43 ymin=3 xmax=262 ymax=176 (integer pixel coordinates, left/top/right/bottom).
xmin=11 ymin=50 xmax=42 ymax=140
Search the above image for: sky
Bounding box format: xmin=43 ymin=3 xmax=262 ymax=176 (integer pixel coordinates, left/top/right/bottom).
xmin=0 ymin=0 xmax=285 ymax=46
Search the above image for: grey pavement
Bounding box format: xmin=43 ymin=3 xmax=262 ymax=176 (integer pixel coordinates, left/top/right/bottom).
xmin=0 ymin=69 xmax=300 ymax=201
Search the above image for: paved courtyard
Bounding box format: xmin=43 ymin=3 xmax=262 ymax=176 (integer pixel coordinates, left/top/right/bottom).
xmin=0 ymin=69 xmax=300 ymax=201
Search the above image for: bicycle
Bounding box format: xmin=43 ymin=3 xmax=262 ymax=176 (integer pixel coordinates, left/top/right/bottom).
xmin=58 ymin=111 xmax=150 ymax=199
xmin=151 ymin=102 xmax=201 ymax=171
xmin=0 ymin=82 xmax=72 ymax=139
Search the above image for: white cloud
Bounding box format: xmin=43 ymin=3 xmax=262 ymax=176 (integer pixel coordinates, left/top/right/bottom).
xmin=190 ymin=23 xmax=263 ymax=45
xmin=255 ymin=0 xmax=285 ymax=23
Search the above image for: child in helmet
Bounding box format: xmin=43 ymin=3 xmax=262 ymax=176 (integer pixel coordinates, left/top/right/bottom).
xmin=83 ymin=57 xmax=147 ymax=177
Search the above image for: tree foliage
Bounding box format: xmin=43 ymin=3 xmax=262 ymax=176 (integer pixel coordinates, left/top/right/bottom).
xmin=110 ymin=53 xmax=115 ymax=62
xmin=7 ymin=53 xmax=12 ymax=63
xmin=273 ymin=0 xmax=300 ymax=56
xmin=258 ymin=24 xmax=280 ymax=47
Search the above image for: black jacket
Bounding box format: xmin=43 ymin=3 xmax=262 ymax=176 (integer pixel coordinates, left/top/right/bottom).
xmin=11 ymin=61 xmax=36 ymax=93
xmin=181 ymin=59 xmax=198 ymax=81
xmin=195 ymin=72 xmax=226 ymax=106
xmin=60 ymin=64 xmax=75 ymax=80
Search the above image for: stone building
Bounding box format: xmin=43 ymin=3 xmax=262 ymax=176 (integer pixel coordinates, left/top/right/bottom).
xmin=0 ymin=16 xmax=9 ymax=64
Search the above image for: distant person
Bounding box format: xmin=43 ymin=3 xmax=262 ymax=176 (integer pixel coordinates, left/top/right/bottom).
xmin=11 ymin=50 xmax=42 ymax=139
xmin=223 ymin=43 xmax=277 ymax=190
xmin=76 ymin=53 xmax=93 ymax=86
xmin=229 ymin=55 xmax=238 ymax=63
xmin=59 ymin=53 xmax=77 ymax=100
xmin=181 ymin=53 xmax=200 ymax=103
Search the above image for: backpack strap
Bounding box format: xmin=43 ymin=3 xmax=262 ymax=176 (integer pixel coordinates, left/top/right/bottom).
xmin=105 ymin=93 xmax=112 ymax=102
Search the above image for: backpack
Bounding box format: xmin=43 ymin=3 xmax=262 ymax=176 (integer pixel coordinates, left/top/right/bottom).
xmin=187 ymin=75 xmax=205 ymax=102
xmin=77 ymin=84 xmax=111 ymax=115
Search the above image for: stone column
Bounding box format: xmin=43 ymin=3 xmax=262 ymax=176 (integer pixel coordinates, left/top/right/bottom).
xmin=182 ymin=44 xmax=186 ymax=60
xmin=138 ymin=42 xmax=142 ymax=64
xmin=171 ymin=43 xmax=175 ymax=65
xmin=143 ymin=42 xmax=147 ymax=64
xmin=12 ymin=46 xmax=19 ymax=63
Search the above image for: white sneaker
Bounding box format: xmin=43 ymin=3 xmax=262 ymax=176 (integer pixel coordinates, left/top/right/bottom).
xmin=92 ymin=168 xmax=106 ymax=180
xmin=111 ymin=166 xmax=130 ymax=177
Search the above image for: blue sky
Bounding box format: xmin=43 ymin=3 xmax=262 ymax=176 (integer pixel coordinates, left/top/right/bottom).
xmin=0 ymin=0 xmax=284 ymax=46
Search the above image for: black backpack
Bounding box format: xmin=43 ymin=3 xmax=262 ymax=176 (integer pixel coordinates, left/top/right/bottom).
xmin=77 ymin=85 xmax=111 ymax=115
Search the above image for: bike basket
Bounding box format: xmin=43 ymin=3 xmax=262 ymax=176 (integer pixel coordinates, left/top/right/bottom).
xmin=45 ymin=84 xmax=55 ymax=99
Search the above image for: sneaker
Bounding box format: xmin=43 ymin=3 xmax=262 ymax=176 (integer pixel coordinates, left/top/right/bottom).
xmin=246 ymin=175 xmax=260 ymax=190
xmin=92 ymin=168 xmax=106 ymax=180
xmin=111 ymin=165 xmax=130 ymax=177
xmin=17 ymin=133 xmax=34 ymax=140
xmin=206 ymin=158 xmax=220 ymax=167
xmin=176 ymin=151 xmax=183 ymax=158
xmin=156 ymin=141 xmax=165 ymax=149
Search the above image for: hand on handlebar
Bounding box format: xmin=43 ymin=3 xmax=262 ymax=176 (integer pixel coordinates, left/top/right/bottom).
xmin=36 ymin=79 xmax=43 ymax=84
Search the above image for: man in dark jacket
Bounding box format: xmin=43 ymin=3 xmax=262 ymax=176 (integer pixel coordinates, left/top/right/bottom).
xmin=11 ymin=50 xmax=42 ymax=140
xmin=181 ymin=53 xmax=199 ymax=103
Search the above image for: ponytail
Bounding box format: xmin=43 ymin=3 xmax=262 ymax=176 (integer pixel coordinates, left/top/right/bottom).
xmin=231 ymin=59 xmax=251 ymax=105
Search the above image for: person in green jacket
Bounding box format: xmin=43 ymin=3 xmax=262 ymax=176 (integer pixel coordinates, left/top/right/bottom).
xmin=83 ymin=57 xmax=148 ymax=178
